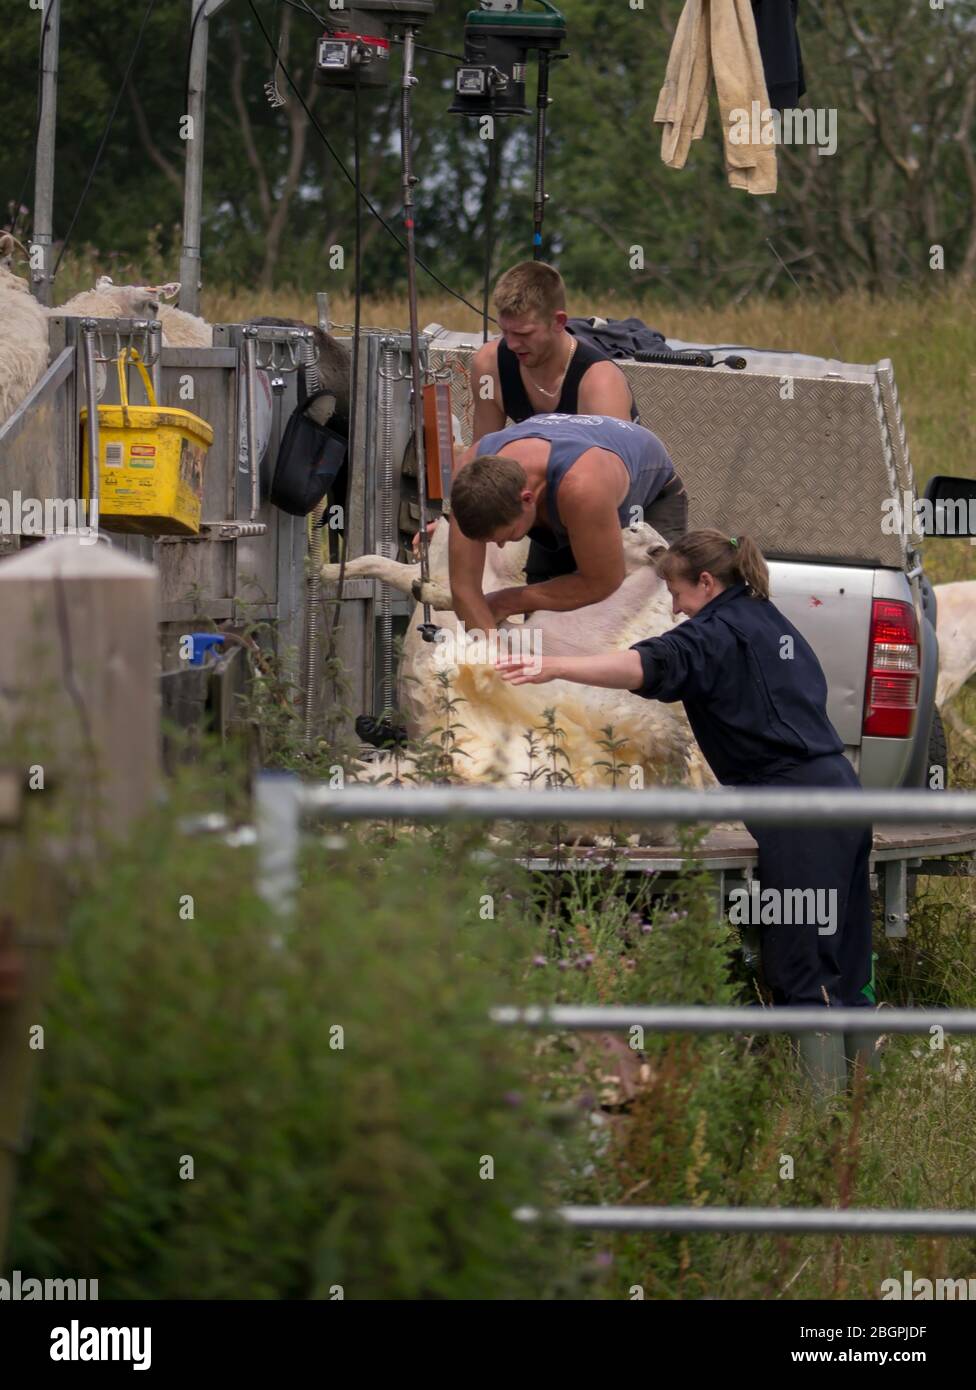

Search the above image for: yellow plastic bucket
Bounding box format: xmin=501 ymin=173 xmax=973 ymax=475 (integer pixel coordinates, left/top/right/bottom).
xmin=81 ymin=348 xmax=213 ymax=536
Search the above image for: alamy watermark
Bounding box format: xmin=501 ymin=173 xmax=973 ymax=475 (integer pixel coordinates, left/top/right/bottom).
xmin=728 ymin=881 xmax=838 ymax=936
xmin=881 ymin=490 xmax=976 ymax=544
xmin=882 ymin=1270 xmax=976 ymax=1300
xmin=50 ymin=1320 xmax=151 ymax=1371
xmin=728 ymin=103 xmax=838 ymax=157
xmin=1 ymin=1269 xmax=98 ymax=1300
xmin=0 ymin=491 xmax=99 ymax=545
xmin=431 ymin=619 xmax=543 ymax=675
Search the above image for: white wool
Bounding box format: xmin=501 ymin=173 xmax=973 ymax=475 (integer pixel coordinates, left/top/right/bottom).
xmin=54 ymin=278 xmax=212 ymax=346
xmin=155 ymin=302 xmax=212 ymax=347
xmin=55 ymin=280 xmax=161 ymax=320
xmin=935 ymin=580 xmax=976 ymax=706
xmin=0 ymin=263 xmax=50 ymax=424
xmin=323 ymin=518 xmax=716 ymax=821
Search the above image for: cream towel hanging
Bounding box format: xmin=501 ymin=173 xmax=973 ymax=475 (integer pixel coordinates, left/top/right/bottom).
xmin=654 ymin=0 xmax=777 ymax=196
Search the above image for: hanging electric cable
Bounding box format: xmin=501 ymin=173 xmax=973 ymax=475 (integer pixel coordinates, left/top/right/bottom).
xmin=532 ymin=49 xmax=563 ymax=259
xmin=448 ymin=2 xmax=567 ymax=261
xmin=245 ymin=0 xmax=492 ymax=323
xmin=281 ymin=0 xmax=332 ymax=28
xmin=399 ymin=24 xmax=437 ymax=643
xmin=482 ymin=118 xmax=499 ymax=344
xmin=52 ymin=0 xmax=159 ymax=280
xmin=390 ymin=35 xmax=466 ymax=64
xmin=327 ymin=76 xmax=364 ymax=648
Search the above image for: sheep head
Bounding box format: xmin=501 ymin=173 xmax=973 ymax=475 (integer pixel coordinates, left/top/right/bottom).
xmin=90 ymin=276 xmax=182 ymax=317
xmin=0 ymin=233 xmax=30 ymax=292
xmin=91 ymin=276 xmax=161 ymax=317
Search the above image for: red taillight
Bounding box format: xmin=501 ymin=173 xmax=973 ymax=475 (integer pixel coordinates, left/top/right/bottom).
xmin=862 ymin=599 xmax=919 ymax=738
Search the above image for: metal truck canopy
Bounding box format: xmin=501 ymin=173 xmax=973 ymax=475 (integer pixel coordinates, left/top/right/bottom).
xmin=425 ymin=332 xmax=915 ymax=569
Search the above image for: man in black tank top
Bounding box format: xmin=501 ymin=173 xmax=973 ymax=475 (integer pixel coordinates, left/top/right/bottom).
xmin=495 ymin=333 xmax=640 ymax=424
xmin=469 ymin=261 xmax=638 ymax=442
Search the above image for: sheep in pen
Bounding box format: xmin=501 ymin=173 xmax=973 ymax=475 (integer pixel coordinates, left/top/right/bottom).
xmin=322 ymin=517 xmax=719 ymax=844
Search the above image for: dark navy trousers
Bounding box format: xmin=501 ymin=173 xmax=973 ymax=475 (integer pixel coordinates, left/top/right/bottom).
xmin=741 ymin=753 xmax=875 ymax=1009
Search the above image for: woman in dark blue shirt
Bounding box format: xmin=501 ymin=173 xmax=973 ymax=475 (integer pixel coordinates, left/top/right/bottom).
xmin=498 ymin=530 xmax=876 ymax=1078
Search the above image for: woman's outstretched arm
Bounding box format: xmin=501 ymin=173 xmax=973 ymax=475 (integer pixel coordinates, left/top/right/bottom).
xmin=495 ymin=651 xmax=644 ymax=690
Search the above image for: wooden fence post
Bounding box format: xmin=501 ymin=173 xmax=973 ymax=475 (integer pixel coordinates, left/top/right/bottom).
xmin=0 ymin=537 xmax=159 ymax=833
xmin=0 ymin=538 xmax=159 ymax=1263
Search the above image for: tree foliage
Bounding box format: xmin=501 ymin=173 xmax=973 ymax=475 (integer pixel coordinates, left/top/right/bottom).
xmin=1 ymin=0 xmax=974 ymax=301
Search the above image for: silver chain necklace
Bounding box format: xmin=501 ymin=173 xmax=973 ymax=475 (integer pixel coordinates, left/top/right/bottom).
xmin=524 ymin=336 xmax=577 ymax=399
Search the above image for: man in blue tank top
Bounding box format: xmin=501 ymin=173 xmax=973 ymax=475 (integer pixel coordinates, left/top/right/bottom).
xmin=447 ymin=413 xmax=686 ymax=632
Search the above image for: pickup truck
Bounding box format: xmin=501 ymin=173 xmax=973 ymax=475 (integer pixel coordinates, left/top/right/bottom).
xmin=659 ymin=335 xmax=973 ymax=793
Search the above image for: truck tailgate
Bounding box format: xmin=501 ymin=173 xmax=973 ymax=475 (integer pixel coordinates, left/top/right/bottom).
xmin=767 ymin=562 xmax=874 ymax=746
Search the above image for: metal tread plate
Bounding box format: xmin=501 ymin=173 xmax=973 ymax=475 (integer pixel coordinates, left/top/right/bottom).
xmin=429 ymin=347 xmax=909 ymax=569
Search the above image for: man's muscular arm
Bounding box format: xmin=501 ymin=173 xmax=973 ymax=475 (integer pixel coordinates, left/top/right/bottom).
xmin=577 ymin=360 xmax=635 ymax=421
xmin=449 ymin=521 xmax=497 ymax=631
xmin=447 ymin=438 xmax=498 ymax=632
xmin=469 ymin=341 xmax=506 ymax=439
xmin=485 ymin=451 xmax=626 ymax=618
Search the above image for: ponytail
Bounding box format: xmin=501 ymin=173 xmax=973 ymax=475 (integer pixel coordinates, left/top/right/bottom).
xmin=653 ymin=528 xmax=770 ymax=600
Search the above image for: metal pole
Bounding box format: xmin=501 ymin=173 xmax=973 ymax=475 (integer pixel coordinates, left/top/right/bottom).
xmin=377 ymin=337 xmax=399 ymax=717
xmin=399 ymin=27 xmax=436 ymax=640
xmin=301 ymin=331 xmax=325 ymax=749
xmin=532 ymin=49 xmax=550 ymax=260
xmin=294 ymin=782 xmax=976 ymax=828
xmin=179 ymin=0 xmax=210 ymax=316
xmin=254 ymin=771 xmax=301 ymax=918
xmin=490 ymin=1004 xmax=976 ymax=1034
xmin=31 ymin=0 xmax=61 ymax=306
xmin=514 ymin=1205 xmax=976 ymax=1236
xmin=81 ymin=321 xmax=100 ymax=525
xmin=243 ymin=329 xmax=260 ymax=520
xmin=147 ymin=320 xmax=163 ymax=402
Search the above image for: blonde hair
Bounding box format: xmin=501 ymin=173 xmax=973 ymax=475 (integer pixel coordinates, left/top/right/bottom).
xmin=451 ymin=454 xmax=527 ymax=540
xmin=493 ymin=261 xmax=566 ymax=321
xmin=654 ymin=528 xmax=769 ymax=600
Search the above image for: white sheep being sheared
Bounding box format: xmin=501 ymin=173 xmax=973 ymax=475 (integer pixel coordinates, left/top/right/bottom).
xmin=54 ymin=278 xmax=213 ymax=346
xmin=323 ymin=519 xmax=715 ymax=816
xmin=0 ymin=235 xmax=50 ymax=425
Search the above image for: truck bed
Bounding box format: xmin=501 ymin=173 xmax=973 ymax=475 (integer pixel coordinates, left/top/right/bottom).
xmin=519 ymin=823 xmax=976 ymax=939
xmin=521 ymin=823 xmax=976 ymax=871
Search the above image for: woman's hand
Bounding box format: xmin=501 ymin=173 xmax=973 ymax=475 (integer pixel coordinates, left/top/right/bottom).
xmin=495 ymin=655 xmax=562 ymax=686
xmin=497 ymin=649 xmax=645 ymax=692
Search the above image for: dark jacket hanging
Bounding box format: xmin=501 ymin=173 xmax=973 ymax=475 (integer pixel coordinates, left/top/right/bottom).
xmin=752 ymin=0 xmax=806 ymax=112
